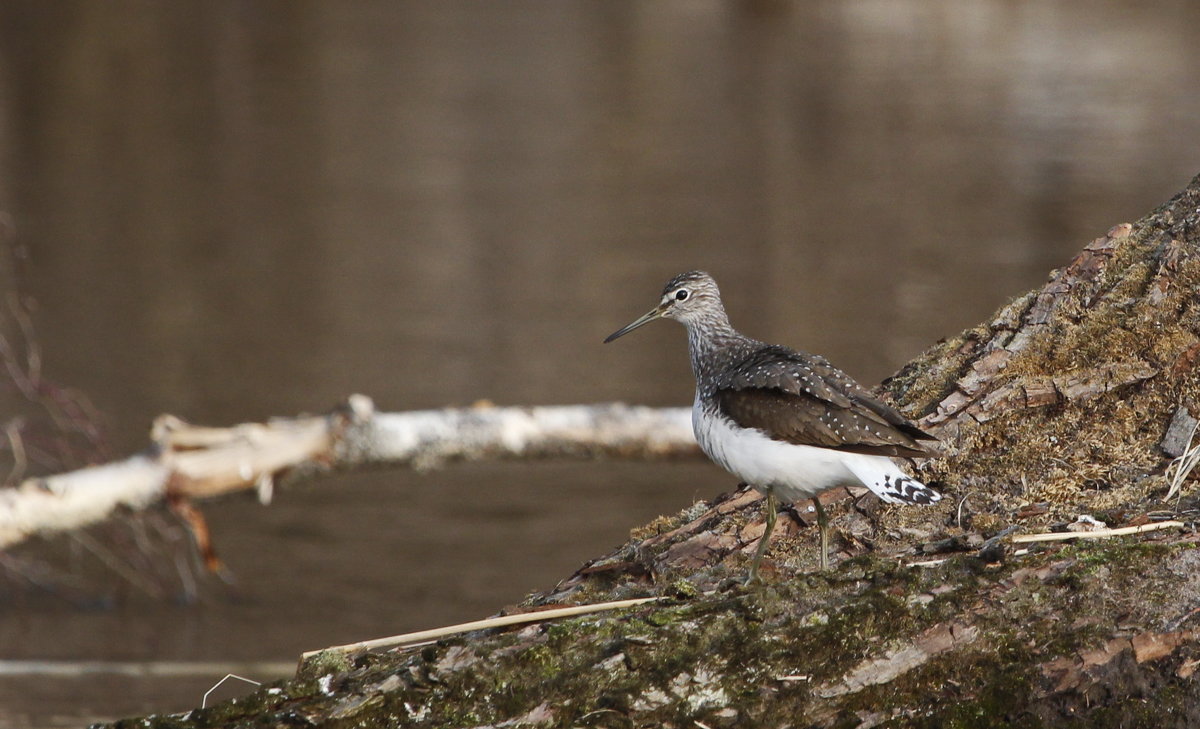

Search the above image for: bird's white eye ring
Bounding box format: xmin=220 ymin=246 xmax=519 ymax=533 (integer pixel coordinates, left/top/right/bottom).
xmin=675 ymin=288 xmax=690 ymax=301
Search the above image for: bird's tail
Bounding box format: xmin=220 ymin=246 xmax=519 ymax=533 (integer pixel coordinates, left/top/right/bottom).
xmin=843 ymin=454 xmax=941 ymax=505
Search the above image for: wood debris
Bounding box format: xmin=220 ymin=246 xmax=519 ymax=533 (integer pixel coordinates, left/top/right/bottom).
xmin=1160 ymin=404 xmax=1199 ymax=458
xmin=816 ymin=622 xmax=979 ymax=698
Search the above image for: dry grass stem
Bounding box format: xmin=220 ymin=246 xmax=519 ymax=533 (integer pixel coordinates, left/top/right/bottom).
xmin=1010 ymin=521 xmax=1186 ymax=544
xmin=301 ymin=596 xmax=664 ymax=659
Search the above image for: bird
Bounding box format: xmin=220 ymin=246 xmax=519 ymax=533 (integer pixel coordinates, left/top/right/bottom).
xmin=605 ymin=271 xmax=941 ymax=581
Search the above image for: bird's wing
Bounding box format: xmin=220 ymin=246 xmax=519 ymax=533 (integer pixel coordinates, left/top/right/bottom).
xmin=715 ymin=346 xmax=937 ymax=457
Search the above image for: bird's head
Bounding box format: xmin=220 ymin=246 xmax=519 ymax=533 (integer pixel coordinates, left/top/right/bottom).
xmin=604 ymin=271 xmax=723 ymax=342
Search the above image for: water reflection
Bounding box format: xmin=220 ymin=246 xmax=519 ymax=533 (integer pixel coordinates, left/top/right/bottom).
xmin=1 ymin=1 xmax=1199 ymax=724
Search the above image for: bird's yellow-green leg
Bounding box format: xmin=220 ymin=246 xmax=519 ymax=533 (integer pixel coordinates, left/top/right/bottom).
xmin=813 ymin=497 xmax=830 ymax=570
xmin=748 ymin=491 xmax=777 ymax=584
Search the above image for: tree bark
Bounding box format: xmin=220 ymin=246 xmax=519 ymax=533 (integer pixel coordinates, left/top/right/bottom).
xmin=102 ymin=173 xmax=1200 ymax=728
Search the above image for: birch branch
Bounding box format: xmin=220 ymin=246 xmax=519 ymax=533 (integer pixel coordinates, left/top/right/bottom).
xmin=0 ymin=395 xmax=697 ymax=550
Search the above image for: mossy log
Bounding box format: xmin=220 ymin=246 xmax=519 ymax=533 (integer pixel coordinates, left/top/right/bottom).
xmin=107 ymin=174 xmax=1200 ymax=728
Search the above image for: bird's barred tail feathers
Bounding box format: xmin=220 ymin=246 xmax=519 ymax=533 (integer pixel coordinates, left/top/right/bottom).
xmin=844 ymin=455 xmax=941 ymax=505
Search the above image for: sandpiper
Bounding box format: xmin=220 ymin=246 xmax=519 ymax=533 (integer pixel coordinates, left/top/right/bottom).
xmin=605 ymin=271 xmax=941 ymax=581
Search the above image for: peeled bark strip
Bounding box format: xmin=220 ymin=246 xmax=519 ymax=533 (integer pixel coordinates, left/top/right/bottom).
xmin=815 ymin=621 xmax=980 ymax=698
xmin=0 ymin=399 xmax=696 ymax=550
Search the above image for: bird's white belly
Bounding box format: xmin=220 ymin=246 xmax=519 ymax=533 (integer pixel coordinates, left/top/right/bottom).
xmin=692 ymin=401 xmax=857 ymax=503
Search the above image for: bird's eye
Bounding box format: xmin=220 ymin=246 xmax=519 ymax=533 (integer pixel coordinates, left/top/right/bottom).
xmin=675 ymin=289 xmax=690 ymax=301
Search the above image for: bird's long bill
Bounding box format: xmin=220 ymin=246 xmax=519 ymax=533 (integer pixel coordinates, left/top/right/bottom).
xmin=604 ymin=307 xmax=664 ymax=343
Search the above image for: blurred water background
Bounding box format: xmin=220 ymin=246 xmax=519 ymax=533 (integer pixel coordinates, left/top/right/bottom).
xmin=2 ymin=1 xmax=1200 ymax=725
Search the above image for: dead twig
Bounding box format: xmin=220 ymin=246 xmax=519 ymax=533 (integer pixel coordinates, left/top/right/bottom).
xmin=68 ymin=530 xmax=166 ymax=599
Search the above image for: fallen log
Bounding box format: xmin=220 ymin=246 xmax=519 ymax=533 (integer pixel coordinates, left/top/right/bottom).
xmin=0 ymin=399 xmax=696 ymax=550
xmin=95 ymin=173 xmax=1200 ymax=727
